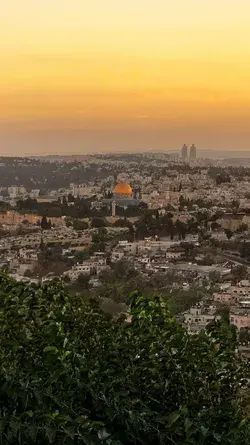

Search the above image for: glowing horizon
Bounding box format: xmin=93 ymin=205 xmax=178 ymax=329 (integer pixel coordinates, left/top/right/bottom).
xmin=1 ymin=0 xmax=250 ymax=154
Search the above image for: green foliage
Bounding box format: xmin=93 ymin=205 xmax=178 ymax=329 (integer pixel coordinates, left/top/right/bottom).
xmin=206 ymin=308 xmax=238 ymax=351
xmin=224 ymin=228 xmax=233 ymax=240
xmin=41 ymin=215 xmax=52 ymax=230
xmin=208 ymin=270 xmax=221 ymax=284
xmin=91 ymin=228 xmax=108 ymax=252
xmin=231 ymin=265 xmax=248 ymax=283
xmin=0 ymin=275 xmax=249 ymax=444
xmin=167 ymin=287 xmax=205 ymax=315
xmin=112 ymin=218 xmax=133 ymax=229
xmin=73 ymin=219 xmax=89 ymax=231
xmin=202 ymin=254 xmax=214 ymax=266
xmin=240 ymin=242 xmax=250 ymax=259
xmin=239 ymin=329 xmax=250 ymax=344
xmin=77 ymin=273 xmax=90 ymax=289
xmin=91 ymin=218 xmax=108 ymax=228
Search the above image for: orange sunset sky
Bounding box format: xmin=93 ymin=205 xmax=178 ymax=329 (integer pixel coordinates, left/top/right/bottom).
xmin=1 ymin=0 xmax=250 ymax=154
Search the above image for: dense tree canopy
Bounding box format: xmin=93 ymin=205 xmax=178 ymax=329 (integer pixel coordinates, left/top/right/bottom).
xmin=0 ymin=274 xmax=249 ymax=444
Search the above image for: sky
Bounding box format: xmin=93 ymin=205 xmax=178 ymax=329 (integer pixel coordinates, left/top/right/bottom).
xmin=1 ymin=0 xmax=250 ymax=155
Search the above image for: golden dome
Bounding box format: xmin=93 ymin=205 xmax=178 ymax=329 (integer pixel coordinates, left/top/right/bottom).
xmin=113 ymin=183 xmax=132 ymax=195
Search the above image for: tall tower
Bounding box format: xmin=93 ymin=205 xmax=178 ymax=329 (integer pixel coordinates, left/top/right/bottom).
xmin=190 ymin=144 xmax=197 ymax=160
xmin=113 ymin=173 xmax=118 ymax=189
xmin=181 ymin=144 xmax=188 ymax=160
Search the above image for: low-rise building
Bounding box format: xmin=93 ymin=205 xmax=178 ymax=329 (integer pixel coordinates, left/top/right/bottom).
xmin=64 ymin=253 xmax=108 ymax=280
xmin=64 ymin=263 xmax=94 ymax=280
xmin=230 ymin=312 xmax=250 ymax=330
xmin=165 ymin=251 xmax=183 ymax=260
xmin=184 ymin=303 xmax=221 ymax=333
xmin=213 ymin=292 xmax=236 ymax=305
xmin=111 ymin=250 xmax=125 ymax=262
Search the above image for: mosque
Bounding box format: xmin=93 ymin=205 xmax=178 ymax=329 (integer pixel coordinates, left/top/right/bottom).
xmin=102 ymin=182 xmax=142 ymax=213
xmin=113 ymin=183 xmax=133 ymax=200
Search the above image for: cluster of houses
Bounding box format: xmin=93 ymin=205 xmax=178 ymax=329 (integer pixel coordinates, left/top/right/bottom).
xmin=214 ymin=280 xmax=250 ymax=329
xmin=184 ymin=279 xmax=250 ymax=334
xmin=63 ymin=252 xmax=108 ymax=281
xmin=0 ymin=226 xmax=92 ymax=280
xmin=109 ymin=237 xmax=231 ymax=277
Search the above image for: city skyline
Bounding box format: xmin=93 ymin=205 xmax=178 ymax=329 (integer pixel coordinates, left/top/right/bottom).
xmin=1 ymin=1 xmax=250 ymax=154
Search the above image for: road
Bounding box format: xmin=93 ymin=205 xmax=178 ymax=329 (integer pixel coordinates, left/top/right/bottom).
xmin=217 ymin=249 xmax=250 ymax=271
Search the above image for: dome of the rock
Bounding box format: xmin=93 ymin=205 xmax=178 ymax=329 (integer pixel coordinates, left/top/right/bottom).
xmin=113 ymin=183 xmax=132 ymax=196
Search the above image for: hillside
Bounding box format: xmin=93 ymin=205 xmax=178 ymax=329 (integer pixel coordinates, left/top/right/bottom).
xmin=0 ymin=273 xmax=249 ymax=444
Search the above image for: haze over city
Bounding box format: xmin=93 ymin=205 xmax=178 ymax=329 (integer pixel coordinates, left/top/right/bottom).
xmin=1 ymin=0 xmax=250 ymax=154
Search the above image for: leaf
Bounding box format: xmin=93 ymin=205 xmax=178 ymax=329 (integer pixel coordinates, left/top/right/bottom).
xmin=184 ymin=418 xmax=192 ymax=432
xmin=46 ymin=427 xmax=57 ymax=443
xmin=98 ymin=428 xmax=110 ymax=440
xmin=164 ymin=379 xmax=169 ymax=389
xmin=64 ymin=427 xmax=76 ymax=439
xmin=79 ymin=434 xmax=101 ymax=445
xmin=62 ymin=350 xmax=72 ymax=360
xmin=201 ymin=426 xmax=209 ymax=437
xmin=213 ymin=432 xmax=221 ymax=442
xmin=27 ymin=425 xmax=38 ymax=441
xmin=43 ymin=346 xmax=58 ymax=354
xmin=167 ymin=411 xmax=180 ymax=427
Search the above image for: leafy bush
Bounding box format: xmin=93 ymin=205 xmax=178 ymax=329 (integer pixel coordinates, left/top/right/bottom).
xmin=0 ymin=274 xmax=249 ymax=444
xmin=73 ymin=219 xmax=89 ymax=231
xmin=91 ymin=218 xmax=108 ymax=228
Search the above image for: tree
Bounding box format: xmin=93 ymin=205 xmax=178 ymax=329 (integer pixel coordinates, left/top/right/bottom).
xmin=39 ymin=238 xmax=46 ymax=251
xmin=48 ymin=206 xmax=62 ymax=218
xmin=64 ymin=217 xmax=73 ymax=227
xmin=167 ymin=287 xmax=204 ymax=315
xmin=113 ymin=218 xmax=133 ymax=229
xmin=175 ymin=219 xmax=187 ymax=240
xmin=112 ymin=259 xmax=138 ymax=280
xmin=239 ymin=328 xmax=250 ymax=343
xmin=23 ymin=269 xmax=32 ymax=278
xmin=73 ymin=219 xmax=88 ymax=231
xmin=77 ymin=273 xmax=90 ymax=289
xmin=216 ymin=172 xmax=231 ymax=185
xmin=225 ymin=228 xmax=233 ymax=240
xmin=68 ymin=193 xmax=75 ymax=203
xmin=91 ymin=217 xmax=108 ymax=228
xmin=210 ymin=221 xmax=221 ymax=231
xmin=41 ymin=215 xmax=50 ymax=230
xmin=91 ymin=228 xmax=107 ymax=251
xmin=236 ymin=223 xmax=248 ymax=234
xmin=240 ymin=242 xmax=250 ymax=259
xmin=0 ymin=275 xmax=249 ymax=444
xmin=231 ymin=264 xmax=248 ymax=283
xmin=206 ymin=307 xmax=237 ymax=350
xmin=232 ymin=199 xmax=240 ymax=212
xmin=203 ymin=254 xmax=214 ymax=265
xmin=74 ymin=250 xmax=90 ymax=262
xmin=208 ymin=270 xmax=221 ymax=284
